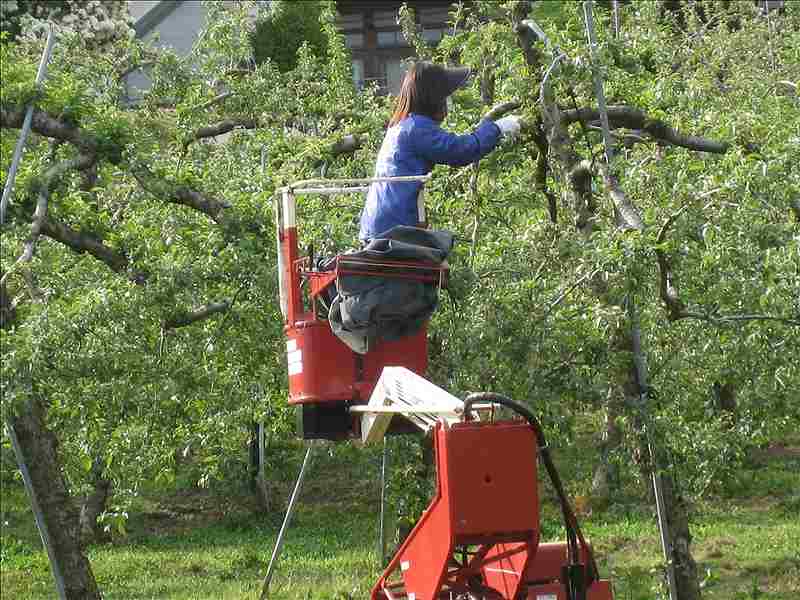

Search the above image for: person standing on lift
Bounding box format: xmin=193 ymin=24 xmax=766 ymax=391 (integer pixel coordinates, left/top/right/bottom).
xmin=359 ymin=61 xmax=522 ymax=242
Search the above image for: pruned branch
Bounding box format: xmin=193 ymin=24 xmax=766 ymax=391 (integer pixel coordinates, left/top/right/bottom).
xmin=484 ymin=101 xmax=521 ymax=121
xmin=562 ymin=106 xmax=730 ymax=154
xmin=130 ymin=164 xmax=230 ymax=223
xmin=163 ymin=300 xmax=231 ymax=329
xmin=330 ymin=134 xmax=362 ymax=156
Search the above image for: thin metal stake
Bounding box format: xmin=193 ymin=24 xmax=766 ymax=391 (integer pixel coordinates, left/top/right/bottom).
xmin=259 ymin=441 xmax=314 ymax=600
xmin=5 ymin=419 xmax=67 ymax=600
xmin=378 ymin=437 xmax=389 ymax=564
xmin=256 ymin=421 xmax=269 ymax=509
xmin=1 ymin=26 xmax=56 ymax=225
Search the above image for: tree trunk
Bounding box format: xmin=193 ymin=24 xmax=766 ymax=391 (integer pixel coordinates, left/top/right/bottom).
xmin=624 ymin=355 xmax=701 ymax=600
xmin=79 ymin=457 xmax=111 ymax=545
xmin=591 ymin=390 xmax=622 ymax=503
xmin=0 ymin=272 xmax=14 ymax=328
xmin=9 ymin=397 xmax=102 ymax=600
xmin=614 ymin=319 xmax=701 ymax=600
xmin=712 ymin=381 xmax=737 ymax=416
xmin=249 ymin=423 xmax=270 ymax=513
xmin=660 ymin=472 xmax=702 ymax=600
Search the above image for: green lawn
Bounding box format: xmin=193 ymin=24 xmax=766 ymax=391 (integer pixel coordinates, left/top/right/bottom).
xmin=2 ymin=440 xmax=799 ymax=599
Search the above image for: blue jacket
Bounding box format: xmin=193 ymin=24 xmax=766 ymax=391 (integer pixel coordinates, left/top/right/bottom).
xmin=359 ymin=114 xmax=501 ymax=241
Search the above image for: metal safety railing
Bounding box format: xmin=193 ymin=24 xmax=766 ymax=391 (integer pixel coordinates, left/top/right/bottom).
xmin=274 ymin=175 xmax=433 ymax=320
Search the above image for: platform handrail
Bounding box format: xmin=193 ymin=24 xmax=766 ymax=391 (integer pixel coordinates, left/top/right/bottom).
xmin=278 ymin=174 xmax=432 ymax=195
xmin=276 ymin=175 xmax=434 ymax=321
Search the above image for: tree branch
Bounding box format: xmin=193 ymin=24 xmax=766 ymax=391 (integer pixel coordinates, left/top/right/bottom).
xmin=1 ymin=154 xmax=96 ymax=287
xmin=540 ymin=93 xmax=596 ymax=232
xmin=515 ymin=20 xmax=545 ymax=70
xmin=1 ymin=104 xmax=98 ymax=155
xmin=163 ymin=300 xmax=231 ymax=329
xmin=791 ymin=199 xmax=800 ymax=223
xmin=189 ymin=92 xmax=234 ymax=113
xmin=655 ymin=208 xmax=690 ymax=321
xmin=38 ymin=216 xmax=139 ymax=279
xmin=531 ymin=118 xmax=558 ymax=223
xmin=562 ymin=106 xmax=730 ymax=154
xmin=532 ymin=44 xmax=595 ymax=234
xmin=0 ymin=270 xmax=15 ymax=329
xmin=654 ymin=209 xmax=798 ymax=326
xmin=130 ymin=164 xmax=230 ymax=223
xmin=184 ymin=117 xmax=258 ymax=149
xmin=484 ymin=101 xmax=520 ymax=121
xmin=602 ymin=165 xmax=643 ymax=231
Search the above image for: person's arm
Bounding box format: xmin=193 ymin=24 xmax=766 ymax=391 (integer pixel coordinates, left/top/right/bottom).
xmin=411 ymin=119 xmax=501 ymax=167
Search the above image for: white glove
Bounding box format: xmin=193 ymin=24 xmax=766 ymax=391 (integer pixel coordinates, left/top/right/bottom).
xmin=494 ymin=115 xmax=522 ymax=140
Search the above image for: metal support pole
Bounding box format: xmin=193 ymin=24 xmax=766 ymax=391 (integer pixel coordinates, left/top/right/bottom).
xmin=259 ymin=441 xmax=314 ymax=600
xmin=5 ymin=419 xmax=67 ymax=600
xmin=582 ymin=1 xmax=615 ymax=166
xmin=612 ymin=0 xmax=620 ymax=39
xmin=1 ymin=26 xmax=56 ymax=225
xmin=378 ymin=437 xmax=389 ymax=565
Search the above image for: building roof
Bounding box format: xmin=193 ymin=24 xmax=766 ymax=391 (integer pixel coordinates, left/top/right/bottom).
xmin=129 ymin=0 xmax=184 ymax=37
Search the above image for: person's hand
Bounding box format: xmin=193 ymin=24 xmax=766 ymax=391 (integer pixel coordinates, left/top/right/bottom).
xmin=494 ymin=115 xmax=522 ymax=140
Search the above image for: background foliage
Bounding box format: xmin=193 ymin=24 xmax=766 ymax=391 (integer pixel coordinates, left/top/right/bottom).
xmin=1 ymin=0 xmax=798 ymax=597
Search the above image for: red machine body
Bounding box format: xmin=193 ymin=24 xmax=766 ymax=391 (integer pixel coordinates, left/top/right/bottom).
xmin=285 ymin=320 xmax=428 ymax=406
xmin=372 ymin=420 xmax=614 ymax=600
xmin=276 ymin=182 xmax=444 ymax=438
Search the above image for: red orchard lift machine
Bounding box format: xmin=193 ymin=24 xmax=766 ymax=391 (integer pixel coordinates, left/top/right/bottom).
xmin=270 ymin=178 xmax=615 ymax=600
xmin=275 ymin=175 xmax=444 ymax=440
xmin=356 ymin=370 xmax=615 ymax=600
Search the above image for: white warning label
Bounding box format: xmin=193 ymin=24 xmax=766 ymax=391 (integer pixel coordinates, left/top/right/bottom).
xmin=287 ymin=349 xmax=302 ymax=376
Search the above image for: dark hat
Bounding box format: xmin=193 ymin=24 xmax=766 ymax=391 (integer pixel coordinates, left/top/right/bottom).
xmin=441 ymin=66 xmax=472 ymax=96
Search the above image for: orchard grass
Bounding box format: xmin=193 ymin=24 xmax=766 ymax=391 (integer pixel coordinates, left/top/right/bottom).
xmin=2 ymin=435 xmax=798 ymax=600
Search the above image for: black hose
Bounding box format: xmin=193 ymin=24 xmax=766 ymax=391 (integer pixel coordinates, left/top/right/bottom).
xmin=463 ymin=392 xmax=599 ymax=585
